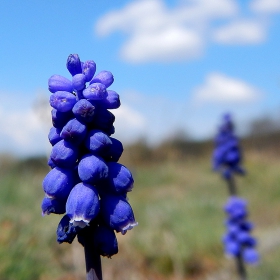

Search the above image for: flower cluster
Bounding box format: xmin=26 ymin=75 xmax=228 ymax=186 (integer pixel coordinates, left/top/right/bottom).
xmin=212 ymin=113 xmax=245 ymax=179
xmin=222 ymin=196 xmax=259 ymax=265
xmin=41 ymin=54 xmax=137 ymax=257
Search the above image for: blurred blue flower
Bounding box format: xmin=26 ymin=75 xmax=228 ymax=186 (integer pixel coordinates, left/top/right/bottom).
xmin=223 ymin=196 xmax=259 ymax=265
xmin=212 ymin=113 xmax=245 ymax=179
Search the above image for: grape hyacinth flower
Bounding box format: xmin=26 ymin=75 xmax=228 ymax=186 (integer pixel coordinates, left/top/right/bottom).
xmin=212 ymin=114 xmax=259 ymax=279
xmin=212 ymin=113 xmax=245 ymax=182
xmin=41 ymin=54 xmax=138 ymax=280
xmin=223 ymin=197 xmax=259 ymax=265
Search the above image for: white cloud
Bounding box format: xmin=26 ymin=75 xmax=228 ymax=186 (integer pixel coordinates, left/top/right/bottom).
xmin=212 ymin=19 xmax=266 ymax=44
xmin=110 ymin=104 xmax=147 ymax=143
xmin=250 ymin=0 xmax=280 ymax=14
xmin=0 ymin=94 xmax=50 ymax=157
xmin=121 ymin=26 xmax=203 ymax=62
xmin=193 ymin=73 xmax=260 ymax=103
xmin=94 ymin=0 xmax=280 ymax=62
xmin=95 ymin=0 xmax=238 ymax=63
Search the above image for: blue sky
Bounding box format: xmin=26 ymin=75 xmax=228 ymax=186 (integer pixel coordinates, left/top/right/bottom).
xmin=1 ymin=0 xmax=280 ymax=156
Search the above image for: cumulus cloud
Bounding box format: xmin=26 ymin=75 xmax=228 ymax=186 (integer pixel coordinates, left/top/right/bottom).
xmin=95 ymin=0 xmax=279 ymax=63
xmin=0 ymin=107 xmax=49 ymax=156
xmin=109 ymin=104 xmax=147 ymax=143
xmin=193 ymin=73 xmax=260 ymax=103
xmin=250 ymin=0 xmax=280 ymax=14
xmin=212 ymin=19 xmax=266 ymax=44
xmin=95 ymin=0 xmax=238 ymax=63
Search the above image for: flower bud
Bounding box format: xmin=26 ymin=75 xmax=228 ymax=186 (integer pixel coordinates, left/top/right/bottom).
xmin=78 ymin=154 xmax=108 ymax=184
xmin=66 ymin=183 xmax=100 ymax=228
xmin=72 ymin=99 xmax=95 ymax=123
xmin=85 ymin=129 xmax=112 ymax=156
xmin=48 ymin=127 xmax=62 ymax=146
xmin=106 ymin=162 xmax=134 ymax=194
xmin=82 ymin=60 xmax=96 ymax=82
xmin=104 ymin=137 xmax=123 ymax=162
xmin=60 ymin=119 xmax=87 ymax=145
xmin=42 ymin=167 xmax=74 ymax=200
xmin=100 ymin=90 xmax=120 ymax=109
xmin=48 ymin=75 xmax=73 ymax=93
xmin=51 ymin=109 xmax=74 ymax=129
xmin=67 ymin=54 xmax=82 ymax=76
xmin=50 ymin=91 xmax=77 ymax=112
xmin=92 ymin=108 xmax=115 ymax=132
xmin=72 ymin=73 xmax=86 ymax=91
xmin=90 ymin=71 xmax=114 ymax=88
xmin=83 ymin=83 xmax=107 ymax=100
xmin=50 ymin=140 xmax=79 ymax=168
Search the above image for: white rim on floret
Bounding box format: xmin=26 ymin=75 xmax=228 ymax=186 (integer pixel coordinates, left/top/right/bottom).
xmin=121 ymin=221 xmax=138 ymax=235
xmin=70 ymin=217 xmax=90 ymax=228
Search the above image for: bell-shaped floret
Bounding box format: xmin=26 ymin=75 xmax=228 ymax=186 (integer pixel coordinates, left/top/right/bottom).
xmin=104 ymin=137 xmax=123 ymax=162
xmin=48 ymin=127 xmax=62 ymax=146
xmin=57 ymin=215 xmax=81 ymax=244
xmin=67 ymin=54 xmax=82 ymax=76
xmin=90 ymin=71 xmax=114 ymax=88
xmin=72 ymin=99 xmax=95 ymax=123
xmin=242 ymin=248 xmax=259 ymax=265
xmin=99 ymin=90 xmax=120 ymax=109
xmin=94 ymin=224 xmax=118 ymax=257
xmin=82 ymin=60 xmax=96 ymax=82
xmin=42 ymin=167 xmax=74 ymax=200
xmin=85 ymin=129 xmax=112 ymax=156
xmin=41 ymin=196 xmax=66 ymax=215
xmin=100 ymin=195 xmax=138 ymax=234
xmin=60 ymin=119 xmax=87 ymax=145
xmin=72 ymin=73 xmax=86 ymax=91
xmin=50 ymin=140 xmax=79 ymax=168
xmin=48 ymin=75 xmax=73 ymax=93
xmin=66 ymin=183 xmax=100 ymax=228
xmin=78 ymin=154 xmax=108 ymax=184
xmin=83 ymin=83 xmax=107 ymax=100
xmin=50 ymin=91 xmax=77 ymax=112
xmin=51 ymin=109 xmax=74 ymax=129
xmin=106 ymin=162 xmax=134 ymax=194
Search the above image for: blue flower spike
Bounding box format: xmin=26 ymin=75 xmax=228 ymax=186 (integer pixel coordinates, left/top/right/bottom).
xmin=42 ymin=54 xmax=137 ymax=278
xmin=213 ymin=113 xmax=259 ymax=279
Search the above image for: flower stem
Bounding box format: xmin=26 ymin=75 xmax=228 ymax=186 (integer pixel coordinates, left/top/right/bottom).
xmin=236 ymin=253 xmax=247 ymax=280
xmin=227 ymin=176 xmax=237 ymax=196
xmin=83 ymin=228 xmax=103 ymax=280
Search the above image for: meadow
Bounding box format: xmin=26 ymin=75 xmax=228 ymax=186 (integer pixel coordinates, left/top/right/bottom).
xmin=0 ymin=135 xmax=280 ymax=280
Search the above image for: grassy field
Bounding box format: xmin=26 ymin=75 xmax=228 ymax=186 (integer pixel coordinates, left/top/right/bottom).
xmin=0 ymin=148 xmax=280 ymax=280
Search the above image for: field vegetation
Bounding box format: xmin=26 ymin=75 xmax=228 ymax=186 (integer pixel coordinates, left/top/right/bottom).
xmin=0 ymin=131 xmax=280 ymax=279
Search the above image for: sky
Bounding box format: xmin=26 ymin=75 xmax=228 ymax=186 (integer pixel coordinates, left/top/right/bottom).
xmin=0 ymin=0 xmax=280 ymax=157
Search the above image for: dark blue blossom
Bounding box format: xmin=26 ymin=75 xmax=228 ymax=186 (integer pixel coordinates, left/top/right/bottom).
xmin=212 ymin=114 xmax=245 ymax=179
xmin=223 ymin=196 xmax=259 ymax=265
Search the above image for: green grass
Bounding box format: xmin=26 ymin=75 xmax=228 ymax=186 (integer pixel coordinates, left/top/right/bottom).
xmin=0 ymin=152 xmax=280 ymax=279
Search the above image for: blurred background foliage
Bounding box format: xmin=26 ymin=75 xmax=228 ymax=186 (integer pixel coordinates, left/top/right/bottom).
xmin=1 ymin=121 xmax=280 ymax=280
